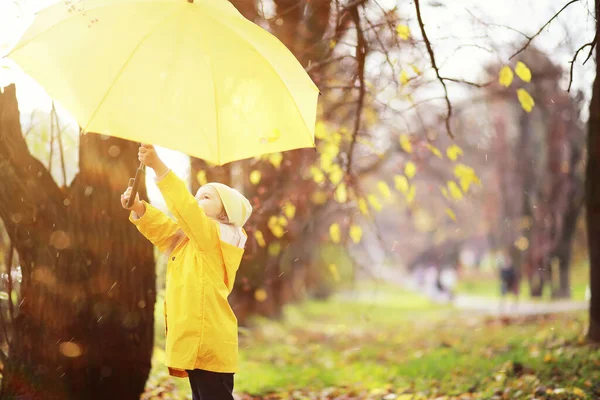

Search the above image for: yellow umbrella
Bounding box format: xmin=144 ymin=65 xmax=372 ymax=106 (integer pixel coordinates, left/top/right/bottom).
xmin=5 ymin=0 xmax=319 ymax=166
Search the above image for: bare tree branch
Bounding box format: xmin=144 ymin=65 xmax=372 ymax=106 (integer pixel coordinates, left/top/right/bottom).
xmin=414 ymin=0 xmax=454 ymax=138
xmin=509 ymin=0 xmax=580 ymax=60
xmin=346 ymin=4 xmax=368 ymax=176
xmin=568 ymin=38 xmax=597 ymax=91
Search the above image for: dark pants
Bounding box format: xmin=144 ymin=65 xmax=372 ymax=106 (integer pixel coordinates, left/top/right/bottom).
xmin=186 ymin=369 xmax=235 ymax=400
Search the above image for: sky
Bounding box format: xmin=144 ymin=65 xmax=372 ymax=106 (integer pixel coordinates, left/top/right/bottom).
xmin=0 ymin=0 xmax=596 ymax=205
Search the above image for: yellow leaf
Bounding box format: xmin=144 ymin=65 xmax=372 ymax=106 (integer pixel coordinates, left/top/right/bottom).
xmin=400 ymin=70 xmax=409 ymax=85
xmin=320 ymin=154 xmax=334 ymax=173
xmin=250 ymin=170 xmax=261 ymax=185
xmin=404 ymin=161 xmax=417 ymax=179
xmin=410 ymin=64 xmax=420 ymax=75
xmin=399 ymin=134 xmax=412 ymax=153
xmin=329 ymin=40 xmax=336 ymax=49
xmin=446 ymin=144 xmax=463 ymax=161
xmin=498 ymin=65 xmax=514 ymax=87
xmin=268 ymin=152 xmax=283 ymax=168
xmin=270 ymin=224 xmax=285 ymax=238
xmin=283 ymin=202 xmax=296 ymax=219
xmin=329 ymin=223 xmax=341 ymax=243
xmin=394 ymin=175 xmax=409 ymax=194
xmin=426 ymin=143 xmax=443 ymax=158
xmin=349 ymin=225 xmax=363 ymax=244
xmin=329 ymin=164 xmax=344 ymax=185
xmin=440 ymin=186 xmax=449 ymax=200
xmin=517 ymin=88 xmax=535 ymax=112
xmin=543 ymin=353 xmax=554 ymax=363
xmin=329 ymin=264 xmax=340 ymax=282
xmin=406 ymin=185 xmax=416 ymax=204
xmin=377 ymin=181 xmax=392 ymax=198
xmin=515 ymin=236 xmax=529 ymax=251
xmin=572 ymin=387 xmax=586 ymax=397
xmin=254 ymin=288 xmax=267 ymax=302
xmin=453 ymin=164 xmax=481 ymax=192
xmin=196 ymin=170 xmax=207 ymax=186
xmin=446 ymin=208 xmax=457 ymax=221
xmin=312 ymin=191 xmax=328 ymax=204
xmin=261 ymin=128 xmax=281 ymax=143
xmin=315 ymin=121 xmax=327 ymax=140
xmin=447 ymin=181 xmax=463 ymax=200
xmin=358 ymin=198 xmax=369 ymax=215
xmin=367 ymin=195 xmax=382 ymax=212
xmin=334 ymin=183 xmax=348 ymax=203
xmin=515 ymin=61 xmax=532 ymax=82
xmin=396 ymin=24 xmax=410 ymax=40
xmin=254 ymin=230 xmax=266 ymax=247
xmin=268 ymin=242 xmax=281 ymax=257
xmin=310 ymin=166 xmax=325 ymax=184
xmin=278 ymin=216 xmax=288 ymax=227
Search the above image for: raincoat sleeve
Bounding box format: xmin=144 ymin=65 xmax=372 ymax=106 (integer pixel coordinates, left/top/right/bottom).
xmin=155 ymin=169 xmax=219 ymax=251
xmin=129 ymin=201 xmax=180 ymax=254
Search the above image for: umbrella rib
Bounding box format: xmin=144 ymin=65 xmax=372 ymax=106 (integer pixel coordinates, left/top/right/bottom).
xmin=202 ymin=13 xmax=316 ymax=148
xmin=84 ymin=8 xmax=186 ymax=133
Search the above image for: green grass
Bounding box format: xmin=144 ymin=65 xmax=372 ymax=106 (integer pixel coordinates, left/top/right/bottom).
xmin=144 ymin=282 xmax=598 ymax=399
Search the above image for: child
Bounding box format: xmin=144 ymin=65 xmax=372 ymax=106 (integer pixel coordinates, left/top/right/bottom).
xmin=121 ymin=144 xmax=252 ymax=400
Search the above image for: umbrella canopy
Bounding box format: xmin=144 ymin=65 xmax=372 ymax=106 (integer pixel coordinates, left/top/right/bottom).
xmin=6 ymin=0 xmax=319 ymax=165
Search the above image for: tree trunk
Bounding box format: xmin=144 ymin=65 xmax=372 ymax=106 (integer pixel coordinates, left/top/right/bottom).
xmin=0 ymin=84 xmax=155 ymax=399
xmin=587 ymin=0 xmax=600 ymax=342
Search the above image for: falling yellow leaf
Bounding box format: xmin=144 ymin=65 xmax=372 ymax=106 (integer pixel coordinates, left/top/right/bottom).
xmin=377 ymin=181 xmax=392 ymax=198
xmin=268 ymin=152 xmax=283 ymax=168
xmin=349 ymin=225 xmax=363 ymax=244
xmin=254 ymin=288 xmax=267 ymax=302
xmin=440 ymin=186 xmax=449 ymax=200
xmin=399 ymin=134 xmax=412 ymax=153
xmin=196 ymin=170 xmax=207 ymax=186
xmin=254 ymin=230 xmax=266 ymax=247
xmin=446 ymin=144 xmax=463 ymax=161
xmin=329 ymin=264 xmax=340 ymax=282
xmin=515 ymin=61 xmax=532 ymax=82
xmin=367 ymin=195 xmax=382 ymax=212
xmin=404 ymin=162 xmax=417 ymax=179
xmin=315 ymin=121 xmax=327 ymax=140
xmin=395 ymin=175 xmax=409 ymax=194
xmin=329 ymin=164 xmax=344 ymax=185
xmin=396 ymin=24 xmax=410 ymax=39
xmin=446 ymin=208 xmax=457 ymax=221
xmin=310 ymin=166 xmax=325 ymax=184
xmin=268 ymin=242 xmax=281 ymax=257
xmin=406 ymin=185 xmax=416 ymax=204
xmin=517 ymin=88 xmax=535 ymax=112
xmin=447 ymin=181 xmax=463 ymax=200
xmin=329 ymin=223 xmax=341 ymax=243
xmin=453 ymin=164 xmax=481 ymax=192
xmin=498 ymin=65 xmax=514 ymax=87
xmin=250 ymin=170 xmax=262 ymax=185
xmin=334 ymin=183 xmax=348 ymax=203
xmin=358 ymin=198 xmax=369 ymax=215
xmin=400 ymin=70 xmax=409 ymax=85
xmin=426 ymin=143 xmax=443 ymax=158
xmin=283 ymin=202 xmax=296 ymax=219
xmin=515 ymin=236 xmax=529 ymax=251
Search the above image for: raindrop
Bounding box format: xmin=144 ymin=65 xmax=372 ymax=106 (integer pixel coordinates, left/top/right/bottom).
xmin=108 ymin=145 xmax=121 ymax=158
xmin=138 ymin=300 xmax=146 ymax=308
xmin=11 ymin=213 xmax=22 ymax=224
xmin=63 ymin=198 xmax=71 ymax=206
xmin=59 ymin=342 xmax=82 ymax=358
xmin=50 ymin=231 xmax=71 ymax=250
xmin=84 ymin=186 xmax=94 ymax=196
xmin=276 ymin=18 xmax=283 ymax=25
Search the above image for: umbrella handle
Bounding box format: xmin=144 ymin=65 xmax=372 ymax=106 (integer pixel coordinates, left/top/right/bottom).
xmin=126 ymin=161 xmax=145 ymax=208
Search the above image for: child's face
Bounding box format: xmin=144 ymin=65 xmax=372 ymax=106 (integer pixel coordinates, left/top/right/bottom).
xmin=195 ymin=185 xmax=225 ymax=220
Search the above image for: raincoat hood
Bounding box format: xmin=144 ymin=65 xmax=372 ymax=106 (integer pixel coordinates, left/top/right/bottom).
xmin=206 ymin=183 xmax=252 ymax=228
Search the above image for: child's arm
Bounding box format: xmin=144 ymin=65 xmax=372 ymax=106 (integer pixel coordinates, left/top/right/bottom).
xmin=138 ymin=145 xmax=219 ymax=252
xmin=129 ymin=201 xmax=181 ymax=254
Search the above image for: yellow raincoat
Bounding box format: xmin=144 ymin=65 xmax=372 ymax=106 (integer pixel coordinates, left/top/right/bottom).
xmin=130 ymin=170 xmax=244 ymax=377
